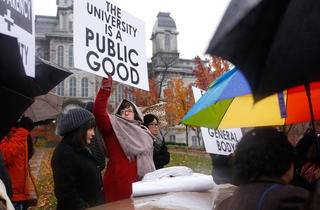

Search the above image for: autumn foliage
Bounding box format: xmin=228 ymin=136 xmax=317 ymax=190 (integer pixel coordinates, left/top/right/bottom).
xmin=127 ymin=74 xmax=159 ymax=107
xmin=163 ymin=74 xmax=194 ymax=129
xmin=31 ymin=123 xmax=61 ymax=142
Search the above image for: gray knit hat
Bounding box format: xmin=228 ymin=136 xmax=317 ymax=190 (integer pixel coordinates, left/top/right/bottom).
xmin=58 ymin=108 xmax=94 ymax=136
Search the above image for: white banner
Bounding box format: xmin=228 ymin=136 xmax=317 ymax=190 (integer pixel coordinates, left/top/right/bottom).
xmin=74 ymin=1 xmax=149 ymax=91
xmin=192 ymin=86 xmax=243 ymax=155
xmin=0 ymin=0 xmax=35 ymax=77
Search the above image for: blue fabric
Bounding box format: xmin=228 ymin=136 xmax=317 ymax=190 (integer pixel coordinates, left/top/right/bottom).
xmin=277 ymin=92 xmax=287 ymax=118
xmin=12 ymin=202 xmax=23 ymax=210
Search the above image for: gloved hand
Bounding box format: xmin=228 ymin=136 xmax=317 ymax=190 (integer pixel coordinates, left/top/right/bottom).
xmin=153 ymin=141 xmax=162 ymax=155
xmin=102 ymin=73 xmax=113 ymax=90
xmin=19 ymin=116 xmax=34 ymax=132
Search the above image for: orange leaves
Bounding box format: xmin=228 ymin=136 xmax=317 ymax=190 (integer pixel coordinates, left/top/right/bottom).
xmin=163 ymin=74 xmax=195 ymax=127
xmin=190 ymin=55 xmax=231 ymax=91
xmin=127 ymin=74 xmax=159 ymax=107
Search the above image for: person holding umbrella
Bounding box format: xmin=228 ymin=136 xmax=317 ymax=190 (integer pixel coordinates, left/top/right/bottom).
xmin=224 ymin=128 xmax=310 ymax=210
xmin=51 ymin=108 xmax=106 ymax=209
xmin=93 ymin=73 xmax=155 ymax=202
xmin=142 ymin=114 xmax=170 ymax=169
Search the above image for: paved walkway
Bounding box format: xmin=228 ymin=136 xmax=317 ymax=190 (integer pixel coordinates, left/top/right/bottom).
xmin=29 ymin=148 xmax=46 ymax=180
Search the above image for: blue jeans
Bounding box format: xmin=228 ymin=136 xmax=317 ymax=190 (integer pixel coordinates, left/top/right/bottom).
xmin=12 ymin=202 xmax=23 ymax=210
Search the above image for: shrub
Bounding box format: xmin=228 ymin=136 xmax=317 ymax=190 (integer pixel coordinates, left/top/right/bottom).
xmin=34 ymin=139 xmax=46 ymax=148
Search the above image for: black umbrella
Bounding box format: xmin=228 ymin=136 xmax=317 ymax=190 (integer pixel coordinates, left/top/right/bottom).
xmin=206 ymin=0 xmax=320 ymax=163
xmin=27 ymin=56 xmax=72 ymax=97
xmin=206 ymin=0 xmax=320 ymax=101
xmin=0 ymin=33 xmax=34 ymax=139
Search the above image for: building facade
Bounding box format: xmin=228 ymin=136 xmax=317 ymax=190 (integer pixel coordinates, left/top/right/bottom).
xmin=35 ymin=1 xmax=202 ymax=146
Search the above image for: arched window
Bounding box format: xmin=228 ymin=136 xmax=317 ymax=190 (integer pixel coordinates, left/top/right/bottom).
xmin=165 ymin=34 xmax=170 ymax=52
xmin=117 ymin=85 xmax=125 ymax=103
xmin=57 ymin=45 xmax=64 ymax=66
xmin=169 ymin=135 xmax=176 ymax=142
xmin=81 ymin=77 xmax=88 ymax=97
xmin=68 ymin=45 xmax=73 ymax=67
xmin=69 ymin=21 xmax=73 ymax=32
xmin=69 ymin=77 xmax=76 ymax=97
xmin=57 ymin=81 xmax=64 ymax=96
xmin=127 ymin=86 xmax=134 ymax=102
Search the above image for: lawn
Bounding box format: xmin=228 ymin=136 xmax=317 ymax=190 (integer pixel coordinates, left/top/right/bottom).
xmin=30 ymin=148 xmax=212 ymax=209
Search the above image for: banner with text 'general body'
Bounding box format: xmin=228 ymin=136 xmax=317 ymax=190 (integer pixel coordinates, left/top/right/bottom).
xmin=74 ymin=1 xmax=149 ymax=91
xmin=192 ymin=86 xmax=243 ymax=155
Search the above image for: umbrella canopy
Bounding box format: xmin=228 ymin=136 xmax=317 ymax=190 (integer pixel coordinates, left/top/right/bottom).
xmin=27 ymin=56 xmax=72 ymax=97
xmin=0 ymin=33 xmax=34 ymax=139
xmin=206 ymin=0 xmax=320 ymax=102
xmin=180 ymin=68 xmax=320 ymax=129
xmin=24 ymin=92 xmax=64 ymax=123
xmin=140 ymin=103 xmax=167 ymax=131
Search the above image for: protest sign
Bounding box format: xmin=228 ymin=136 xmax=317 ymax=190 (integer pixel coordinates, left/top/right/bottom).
xmin=192 ymin=86 xmax=243 ymax=155
xmin=0 ymin=0 xmax=35 ymax=77
xmin=74 ymin=1 xmax=149 ymax=91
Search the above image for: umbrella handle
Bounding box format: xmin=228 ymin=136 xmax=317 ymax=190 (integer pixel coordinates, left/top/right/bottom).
xmin=305 ymin=84 xmax=320 ymax=166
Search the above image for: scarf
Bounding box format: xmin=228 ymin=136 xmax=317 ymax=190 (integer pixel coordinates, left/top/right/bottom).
xmin=97 ymin=99 xmax=155 ymax=178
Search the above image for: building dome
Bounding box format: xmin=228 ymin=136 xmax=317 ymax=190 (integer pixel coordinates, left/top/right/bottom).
xmin=151 ymin=12 xmax=177 ymax=38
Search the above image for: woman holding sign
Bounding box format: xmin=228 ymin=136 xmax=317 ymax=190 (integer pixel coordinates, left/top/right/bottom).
xmin=93 ymin=73 xmax=155 ymax=202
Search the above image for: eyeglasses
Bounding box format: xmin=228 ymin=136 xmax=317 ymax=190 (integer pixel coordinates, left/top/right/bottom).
xmin=120 ymin=109 xmax=133 ymax=114
xmin=148 ymin=123 xmax=159 ymax=127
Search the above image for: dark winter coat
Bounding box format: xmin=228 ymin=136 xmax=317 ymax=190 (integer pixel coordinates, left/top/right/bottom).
xmin=227 ymin=177 xmax=310 ymax=210
xmin=153 ymin=137 xmax=170 ymax=169
xmin=51 ymin=138 xmax=106 ymax=210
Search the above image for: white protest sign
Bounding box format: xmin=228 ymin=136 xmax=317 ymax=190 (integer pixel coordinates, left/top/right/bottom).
xmin=192 ymin=86 xmax=243 ymax=155
xmin=0 ymin=0 xmax=35 ymax=77
xmin=74 ymin=1 xmax=149 ymax=91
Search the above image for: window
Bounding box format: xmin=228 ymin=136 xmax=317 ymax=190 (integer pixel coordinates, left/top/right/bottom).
xmin=169 ymin=135 xmax=176 ymax=143
xmin=192 ymin=136 xmax=197 ymax=146
xmin=36 ymin=48 xmax=43 ymax=58
xmin=57 ymin=45 xmax=64 ymax=66
xmin=127 ymin=86 xmax=134 ymax=102
xmin=117 ymin=84 xmax=125 ymax=103
xmin=69 ymin=21 xmax=73 ymax=32
xmin=69 ymin=77 xmax=76 ymax=97
xmin=165 ymin=34 xmax=170 ymax=52
xmin=68 ymin=45 xmax=73 ymax=67
xmin=81 ymin=77 xmax=88 ymax=97
xmin=57 ymin=81 xmax=64 ymax=96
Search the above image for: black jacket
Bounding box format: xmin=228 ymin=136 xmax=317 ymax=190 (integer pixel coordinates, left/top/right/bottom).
xmin=153 ymin=138 xmax=170 ymax=169
xmin=51 ymin=138 xmax=106 ymax=210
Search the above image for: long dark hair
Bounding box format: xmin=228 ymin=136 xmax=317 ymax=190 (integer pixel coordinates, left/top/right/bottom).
xmin=142 ymin=114 xmax=158 ymax=127
xmin=65 ymin=119 xmax=96 ymax=149
xmin=232 ymin=128 xmax=294 ymax=184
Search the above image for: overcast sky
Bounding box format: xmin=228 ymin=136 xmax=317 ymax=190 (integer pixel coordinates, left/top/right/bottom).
xmin=34 ymin=0 xmax=231 ymax=60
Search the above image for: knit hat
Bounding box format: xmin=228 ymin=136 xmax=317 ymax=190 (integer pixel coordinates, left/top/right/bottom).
xmin=58 ymin=108 xmax=94 ymax=136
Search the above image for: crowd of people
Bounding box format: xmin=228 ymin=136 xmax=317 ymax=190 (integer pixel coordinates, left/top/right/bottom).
xmin=2 ymin=73 xmax=320 ymax=210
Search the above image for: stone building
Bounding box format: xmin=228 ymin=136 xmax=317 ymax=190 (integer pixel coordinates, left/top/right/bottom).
xmin=35 ymin=0 xmax=202 ymax=146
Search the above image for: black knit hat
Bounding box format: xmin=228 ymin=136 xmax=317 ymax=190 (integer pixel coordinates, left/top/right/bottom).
xmin=58 ymin=108 xmax=94 ymax=136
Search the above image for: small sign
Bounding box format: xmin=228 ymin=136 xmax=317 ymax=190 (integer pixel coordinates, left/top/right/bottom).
xmin=192 ymin=86 xmax=243 ymax=155
xmin=0 ymin=0 xmax=35 ymax=77
xmin=74 ymin=1 xmax=149 ymax=91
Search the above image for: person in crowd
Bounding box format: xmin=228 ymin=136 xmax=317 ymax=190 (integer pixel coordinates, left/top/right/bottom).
xmin=51 ymin=108 xmax=106 ymax=209
xmin=209 ymin=153 xmax=233 ymax=184
xmin=0 ymin=116 xmax=34 ymax=210
xmin=85 ymin=101 xmax=106 ymax=171
xmin=300 ymin=137 xmax=320 ymax=190
xmin=225 ymin=128 xmax=310 ymax=210
xmin=93 ymin=73 xmax=155 ymax=202
xmin=142 ymin=114 xmax=170 ymax=169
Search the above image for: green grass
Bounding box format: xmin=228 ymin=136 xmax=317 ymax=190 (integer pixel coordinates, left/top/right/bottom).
xmin=30 ymin=148 xmax=212 ymax=209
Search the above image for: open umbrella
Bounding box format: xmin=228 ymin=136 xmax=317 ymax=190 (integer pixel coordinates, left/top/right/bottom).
xmin=140 ymin=103 xmax=167 ymax=131
xmin=0 ymin=33 xmax=34 ymax=139
xmin=180 ymin=68 xmax=320 ymax=129
xmin=27 ymin=56 xmax=72 ymax=97
xmin=24 ymin=92 xmax=64 ymax=123
xmin=206 ymin=0 xmax=320 ymax=102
